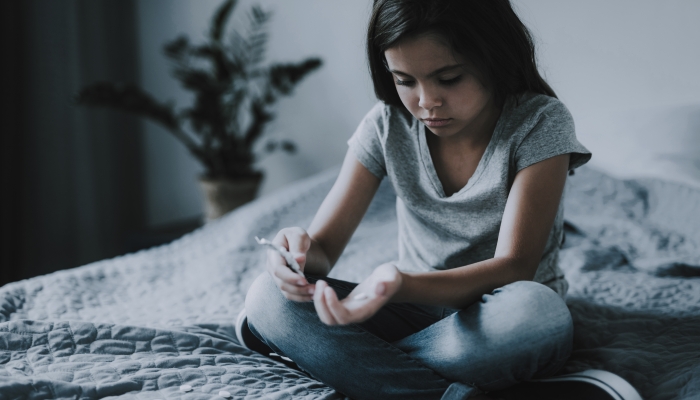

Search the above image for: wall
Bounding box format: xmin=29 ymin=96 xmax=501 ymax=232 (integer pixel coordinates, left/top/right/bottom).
xmin=513 ymin=0 xmax=700 ymax=187
xmin=136 ymin=0 xmax=376 ymax=227
xmin=137 ymin=1 xmax=700 ymax=227
xmin=3 ymin=0 xmax=144 ymax=285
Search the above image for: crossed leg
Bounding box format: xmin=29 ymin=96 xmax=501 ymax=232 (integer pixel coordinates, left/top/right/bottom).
xmin=245 ymin=273 xmax=572 ymax=400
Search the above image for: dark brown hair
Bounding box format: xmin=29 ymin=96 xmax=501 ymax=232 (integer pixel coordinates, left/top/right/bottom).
xmin=367 ymin=0 xmax=556 ymax=108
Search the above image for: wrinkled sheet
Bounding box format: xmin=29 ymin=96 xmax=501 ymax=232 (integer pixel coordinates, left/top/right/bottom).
xmin=1 ymin=166 xmax=699 ymax=400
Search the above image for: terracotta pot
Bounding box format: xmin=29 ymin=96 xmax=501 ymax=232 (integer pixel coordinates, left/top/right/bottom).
xmin=198 ymin=174 xmax=263 ymax=222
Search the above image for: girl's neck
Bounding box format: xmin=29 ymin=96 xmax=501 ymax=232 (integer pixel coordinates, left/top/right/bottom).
xmin=430 ymin=99 xmax=502 ymax=150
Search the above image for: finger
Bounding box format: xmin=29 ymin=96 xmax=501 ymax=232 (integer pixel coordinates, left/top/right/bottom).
xmin=266 ymin=249 xmax=307 ymax=284
xmin=268 ymin=271 xmax=296 ymax=296
xmin=279 ymin=281 xmax=315 ymax=297
xmin=324 ymin=287 xmax=352 ymax=325
xmin=282 ymin=228 xmax=310 ymax=269
xmin=265 ymin=250 xmax=287 ymax=273
xmin=284 ymin=227 xmax=311 ymax=253
xmin=313 ymin=281 xmax=337 ymax=325
xmin=375 ymin=281 xmax=387 ymax=296
xmin=272 ymin=263 xmax=308 ymax=287
xmin=266 ymin=271 xmax=312 ymax=302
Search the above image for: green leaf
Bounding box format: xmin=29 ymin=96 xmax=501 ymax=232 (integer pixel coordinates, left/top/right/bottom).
xmin=191 ymin=44 xmax=232 ymax=81
xmin=210 ymin=0 xmax=237 ymax=42
xmin=75 ymin=82 xmax=179 ymax=131
xmin=163 ymin=36 xmax=190 ymax=62
xmin=264 ymin=140 xmax=277 ymax=152
xmin=280 ymin=140 xmax=296 ymax=153
xmin=238 ymin=5 xmax=271 ymax=69
xmin=268 ymin=58 xmax=323 ymax=95
xmin=172 ymin=68 xmax=220 ymax=92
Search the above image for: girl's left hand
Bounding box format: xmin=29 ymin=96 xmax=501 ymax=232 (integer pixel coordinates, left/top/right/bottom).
xmin=313 ymin=262 xmax=403 ymax=325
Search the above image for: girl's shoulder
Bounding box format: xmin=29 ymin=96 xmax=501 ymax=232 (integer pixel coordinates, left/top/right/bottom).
xmin=363 ymin=101 xmax=416 ymax=136
xmin=505 ymin=92 xmax=573 ymax=131
xmin=503 ymin=92 xmax=590 ymax=173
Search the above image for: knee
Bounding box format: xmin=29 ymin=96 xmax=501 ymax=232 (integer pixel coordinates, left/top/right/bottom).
xmin=244 ymin=272 xmax=311 ymax=343
xmin=495 ymin=281 xmax=572 ymax=335
xmin=490 ymin=281 xmax=573 ymax=358
xmin=442 ymin=282 xmax=573 ymax=388
xmin=245 ymin=272 xmax=282 ymax=330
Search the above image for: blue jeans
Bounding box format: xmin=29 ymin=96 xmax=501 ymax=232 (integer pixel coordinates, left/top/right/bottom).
xmin=245 ymin=273 xmax=573 ymax=400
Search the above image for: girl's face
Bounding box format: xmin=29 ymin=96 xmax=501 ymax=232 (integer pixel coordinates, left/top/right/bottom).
xmin=384 ymin=33 xmax=499 ymax=140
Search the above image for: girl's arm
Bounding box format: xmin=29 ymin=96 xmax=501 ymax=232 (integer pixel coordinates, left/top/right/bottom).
xmin=266 ymin=149 xmax=381 ymax=301
xmin=314 ymin=154 xmax=570 ymax=325
xmin=305 ymin=150 xmax=382 ymax=275
xmin=392 ymin=154 xmax=570 ymax=309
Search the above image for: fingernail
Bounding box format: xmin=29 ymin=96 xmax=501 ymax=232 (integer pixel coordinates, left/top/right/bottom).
xmin=297 ymin=280 xmax=305 ymax=286
xmin=376 ymin=283 xmax=386 ymax=295
xmin=308 ymin=287 xmax=315 ymax=294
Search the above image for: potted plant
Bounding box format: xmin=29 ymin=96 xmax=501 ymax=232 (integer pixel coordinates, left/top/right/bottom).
xmin=76 ymin=0 xmax=322 ymax=221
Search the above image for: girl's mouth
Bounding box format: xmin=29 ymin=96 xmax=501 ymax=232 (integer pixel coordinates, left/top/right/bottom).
xmin=422 ymin=118 xmax=452 ymax=127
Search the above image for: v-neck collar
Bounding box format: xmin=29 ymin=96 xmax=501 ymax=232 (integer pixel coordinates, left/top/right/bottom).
xmin=417 ymin=112 xmax=505 ymax=199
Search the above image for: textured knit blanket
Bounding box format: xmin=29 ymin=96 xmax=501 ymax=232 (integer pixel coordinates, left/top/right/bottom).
xmin=1 ymin=166 xmax=699 ymax=400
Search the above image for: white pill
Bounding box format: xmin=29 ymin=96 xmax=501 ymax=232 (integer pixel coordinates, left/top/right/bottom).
xmin=270 ymin=352 xmax=294 ymax=362
xmin=179 ymin=384 xmax=193 ymax=392
xmin=353 ymin=292 xmax=369 ymax=300
xmin=219 ymin=390 xmax=232 ymax=398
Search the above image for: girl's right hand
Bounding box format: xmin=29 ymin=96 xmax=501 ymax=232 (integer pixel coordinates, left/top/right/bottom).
xmin=265 ymin=227 xmax=315 ymax=302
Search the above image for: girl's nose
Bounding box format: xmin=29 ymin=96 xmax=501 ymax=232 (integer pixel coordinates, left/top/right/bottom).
xmin=418 ymin=86 xmax=442 ymax=110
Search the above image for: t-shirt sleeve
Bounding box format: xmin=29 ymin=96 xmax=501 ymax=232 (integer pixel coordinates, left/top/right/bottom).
xmin=347 ymin=102 xmax=387 ymax=179
xmin=514 ymin=101 xmax=591 ymax=173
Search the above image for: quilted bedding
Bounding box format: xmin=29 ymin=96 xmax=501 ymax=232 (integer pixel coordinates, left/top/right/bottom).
xmin=1 ymin=166 xmax=699 ymax=400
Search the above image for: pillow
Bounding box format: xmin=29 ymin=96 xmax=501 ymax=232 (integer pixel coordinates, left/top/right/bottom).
xmin=575 ymin=105 xmax=700 ymax=189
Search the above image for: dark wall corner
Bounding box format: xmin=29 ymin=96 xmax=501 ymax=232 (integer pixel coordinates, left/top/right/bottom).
xmin=1 ymin=1 xmax=27 ymax=286
xmin=1 ymin=0 xmax=146 ymax=287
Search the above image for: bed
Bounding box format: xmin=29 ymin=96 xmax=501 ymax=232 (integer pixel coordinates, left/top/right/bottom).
xmin=1 ymin=166 xmax=699 ymax=400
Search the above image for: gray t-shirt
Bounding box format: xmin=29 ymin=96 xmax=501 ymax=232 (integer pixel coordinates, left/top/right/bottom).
xmin=347 ymin=92 xmax=591 ymax=298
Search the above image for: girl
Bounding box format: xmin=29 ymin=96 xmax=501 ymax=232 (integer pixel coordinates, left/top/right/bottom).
xmin=239 ymin=1 xmax=639 ymax=399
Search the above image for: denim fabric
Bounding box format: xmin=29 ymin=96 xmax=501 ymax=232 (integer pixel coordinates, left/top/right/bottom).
xmin=245 ymin=273 xmax=573 ymax=400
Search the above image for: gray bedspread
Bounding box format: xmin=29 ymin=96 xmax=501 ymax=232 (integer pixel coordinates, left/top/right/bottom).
xmin=1 ymin=166 xmax=699 ymax=400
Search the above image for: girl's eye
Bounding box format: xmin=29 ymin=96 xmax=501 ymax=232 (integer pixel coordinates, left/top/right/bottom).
xmin=395 ymin=78 xmax=415 ymax=87
xmin=439 ymin=76 xmax=462 ymax=86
